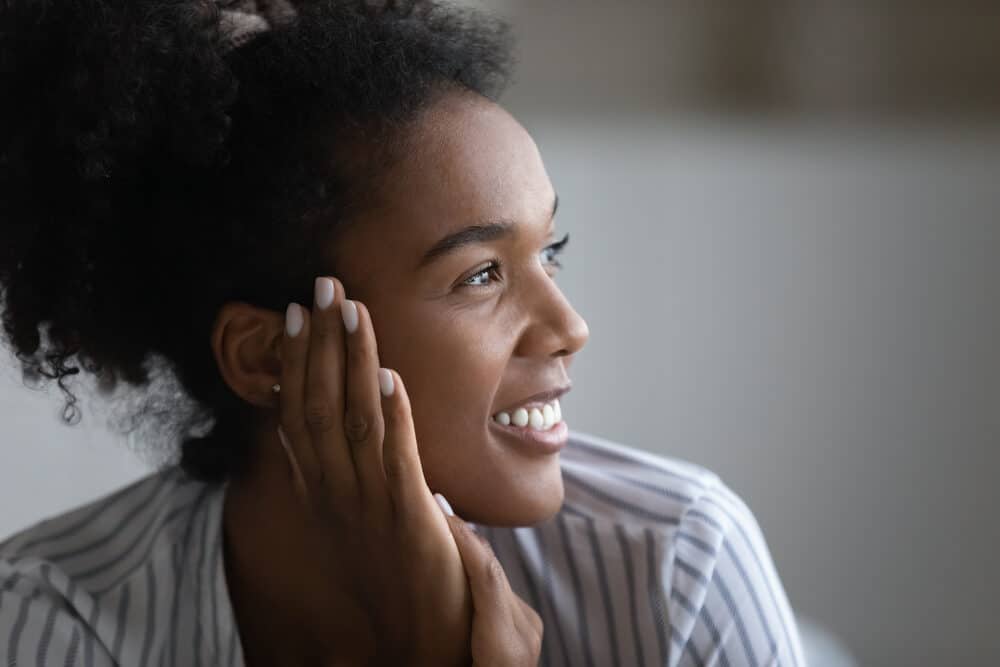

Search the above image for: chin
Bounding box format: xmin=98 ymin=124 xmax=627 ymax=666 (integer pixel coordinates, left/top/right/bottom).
xmin=463 ymin=465 xmax=565 ymax=527
xmin=518 ymin=478 xmax=565 ymax=525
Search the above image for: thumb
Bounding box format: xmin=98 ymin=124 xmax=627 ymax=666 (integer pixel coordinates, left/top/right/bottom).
xmin=436 ymin=496 xmax=511 ymax=626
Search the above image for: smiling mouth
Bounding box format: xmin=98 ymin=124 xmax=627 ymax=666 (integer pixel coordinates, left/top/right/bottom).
xmin=490 ymin=417 xmax=568 ymax=454
xmin=489 ymin=398 xmax=568 ymax=454
xmin=491 ymin=397 xmax=563 ymax=431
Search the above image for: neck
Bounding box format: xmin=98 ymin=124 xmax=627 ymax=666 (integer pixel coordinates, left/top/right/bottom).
xmin=221 ymin=436 xmax=377 ymax=666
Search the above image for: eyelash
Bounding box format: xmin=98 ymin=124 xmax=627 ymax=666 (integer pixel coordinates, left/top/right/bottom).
xmin=461 ymin=232 xmax=570 ymax=289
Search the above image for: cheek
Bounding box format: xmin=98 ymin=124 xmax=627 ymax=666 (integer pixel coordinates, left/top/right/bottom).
xmin=384 ymin=326 xmax=506 ymax=428
xmin=390 ymin=331 xmax=507 ymax=489
xmin=424 ymin=341 xmax=504 ymax=426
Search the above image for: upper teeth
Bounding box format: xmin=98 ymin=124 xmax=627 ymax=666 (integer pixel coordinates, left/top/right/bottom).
xmin=493 ymin=398 xmax=562 ymax=431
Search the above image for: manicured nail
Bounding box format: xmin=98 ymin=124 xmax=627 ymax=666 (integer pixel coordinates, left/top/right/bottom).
xmin=315 ymin=277 xmax=335 ymax=310
xmin=378 ymin=368 xmax=394 ymax=397
xmin=285 ymin=303 xmax=303 ymax=337
xmin=434 ymin=493 xmax=454 ymax=517
xmin=341 ymin=299 xmax=358 ymax=333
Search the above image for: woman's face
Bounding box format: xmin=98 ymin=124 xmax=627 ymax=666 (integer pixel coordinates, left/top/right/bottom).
xmin=324 ymin=92 xmax=589 ymax=525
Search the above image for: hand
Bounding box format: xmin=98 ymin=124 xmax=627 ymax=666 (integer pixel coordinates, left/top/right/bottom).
xmin=443 ymin=508 xmax=545 ymax=667
xmin=275 ymin=276 xmax=472 ymax=666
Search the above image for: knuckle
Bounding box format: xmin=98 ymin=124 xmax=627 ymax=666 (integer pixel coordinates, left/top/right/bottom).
xmin=513 ymin=641 xmax=536 ymax=666
xmin=347 ymin=337 xmax=373 ymax=365
xmin=532 ymin=612 xmax=545 ymax=639
xmin=280 ymin=343 xmax=303 ymax=370
xmin=530 ymin=625 xmax=543 ymax=657
xmin=382 ymin=453 xmax=408 ymax=482
xmin=312 ymin=324 xmax=334 ymax=344
xmin=461 ymin=521 xmax=481 ymax=544
xmin=343 ymin=408 xmax=374 ymax=444
xmin=382 ymin=394 xmax=405 ymax=422
xmin=303 ymin=400 xmax=336 ymax=432
xmin=476 ymin=531 xmax=494 ymax=554
xmin=483 ymin=556 xmax=506 ymax=589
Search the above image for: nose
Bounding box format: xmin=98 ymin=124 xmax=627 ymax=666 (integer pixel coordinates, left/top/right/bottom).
xmin=514 ymin=276 xmax=590 ymax=360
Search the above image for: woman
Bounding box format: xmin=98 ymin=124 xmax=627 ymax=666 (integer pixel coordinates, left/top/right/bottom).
xmin=0 ymin=0 xmax=805 ymax=665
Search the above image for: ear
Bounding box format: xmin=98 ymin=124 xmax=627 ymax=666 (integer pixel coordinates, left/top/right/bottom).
xmin=210 ymin=301 xmax=284 ymax=408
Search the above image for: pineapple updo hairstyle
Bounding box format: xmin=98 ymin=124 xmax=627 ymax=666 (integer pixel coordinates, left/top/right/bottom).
xmin=0 ymin=0 xmax=515 ymax=482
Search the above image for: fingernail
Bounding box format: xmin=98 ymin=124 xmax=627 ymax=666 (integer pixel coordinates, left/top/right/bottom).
xmin=341 ymin=299 xmax=358 ymax=333
xmin=434 ymin=492 xmax=455 ymax=517
xmin=285 ymin=303 xmax=303 ymax=337
xmin=378 ymin=368 xmax=394 ymax=397
xmin=315 ymin=277 xmax=335 ymax=310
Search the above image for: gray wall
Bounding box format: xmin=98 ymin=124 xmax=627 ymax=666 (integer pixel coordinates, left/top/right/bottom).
xmin=525 ymin=117 xmax=1000 ymax=666
xmin=492 ymin=3 xmax=1000 ymax=663
xmin=3 ymin=2 xmax=999 ymax=665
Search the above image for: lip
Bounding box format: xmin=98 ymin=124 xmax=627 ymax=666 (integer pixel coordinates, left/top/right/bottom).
xmin=493 ymin=383 xmax=572 ymax=416
xmin=489 ymin=416 xmax=568 ymax=455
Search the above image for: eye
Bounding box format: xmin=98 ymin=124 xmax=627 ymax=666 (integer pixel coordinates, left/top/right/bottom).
xmin=540 ymin=232 xmax=569 ymax=270
xmin=460 ymin=232 xmax=570 ymax=289
xmin=462 ymin=260 xmax=503 ymax=288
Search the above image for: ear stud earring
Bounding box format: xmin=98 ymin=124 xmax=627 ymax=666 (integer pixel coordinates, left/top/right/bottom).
xmin=272 ymin=383 xmax=281 ymax=393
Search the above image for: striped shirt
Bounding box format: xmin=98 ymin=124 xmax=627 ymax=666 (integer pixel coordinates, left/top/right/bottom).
xmin=0 ymin=429 xmax=805 ymax=666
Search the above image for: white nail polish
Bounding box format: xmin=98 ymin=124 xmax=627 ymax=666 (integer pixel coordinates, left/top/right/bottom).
xmin=285 ymin=303 xmax=303 ymax=337
xmin=315 ymin=277 xmax=335 ymax=310
xmin=341 ymin=299 xmax=358 ymax=333
xmin=378 ymin=368 xmax=394 ymax=397
xmin=434 ymin=493 xmax=455 ymax=517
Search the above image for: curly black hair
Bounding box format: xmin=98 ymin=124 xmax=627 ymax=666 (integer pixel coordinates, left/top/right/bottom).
xmin=0 ymin=0 xmax=516 ymax=483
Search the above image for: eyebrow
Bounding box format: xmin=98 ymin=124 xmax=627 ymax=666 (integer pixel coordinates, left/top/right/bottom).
xmin=417 ymin=194 xmax=559 ymax=270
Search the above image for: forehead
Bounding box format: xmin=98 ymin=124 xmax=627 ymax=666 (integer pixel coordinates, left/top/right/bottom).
xmin=338 ymin=94 xmax=554 ymax=269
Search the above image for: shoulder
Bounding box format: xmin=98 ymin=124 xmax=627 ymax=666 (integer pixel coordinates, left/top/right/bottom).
xmin=560 ymin=430 xmax=734 ymax=527
xmin=560 ymin=428 xmax=739 ymax=533
xmin=0 ymin=464 xmax=212 ymax=576
xmin=559 ymin=429 xmax=768 ymax=589
xmin=0 ymin=465 xmax=222 ymax=664
xmin=559 ymin=429 xmax=806 ymax=666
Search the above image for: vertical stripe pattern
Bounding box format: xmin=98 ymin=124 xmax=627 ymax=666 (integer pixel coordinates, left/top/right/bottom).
xmin=1 ymin=467 xmax=231 ymax=666
xmin=0 ymin=429 xmax=804 ymax=666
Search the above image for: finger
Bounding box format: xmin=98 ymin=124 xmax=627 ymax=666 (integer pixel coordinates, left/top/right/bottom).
xmin=445 ymin=514 xmax=515 ymax=627
xmin=515 ymin=597 xmax=545 ymax=664
xmin=278 ymin=302 xmax=324 ymax=498
xmin=513 ymin=594 xmax=544 ymax=642
xmin=277 ymin=425 xmax=308 ymax=501
xmin=379 ymin=368 xmax=436 ymax=519
xmin=341 ymin=298 xmax=389 ymax=511
xmin=303 ymin=276 xmax=358 ymax=503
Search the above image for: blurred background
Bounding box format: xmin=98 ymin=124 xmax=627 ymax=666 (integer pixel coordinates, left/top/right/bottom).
xmin=2 ymin=1 xmax=999 ymax=664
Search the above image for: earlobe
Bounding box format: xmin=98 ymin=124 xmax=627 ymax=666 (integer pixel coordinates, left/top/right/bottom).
xmin=211 ymin=303 xmax=286 ymax=409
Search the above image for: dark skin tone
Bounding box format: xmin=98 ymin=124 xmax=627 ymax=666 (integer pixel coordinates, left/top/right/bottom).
xmin=210 ymin=90 xmax=590 ymax=665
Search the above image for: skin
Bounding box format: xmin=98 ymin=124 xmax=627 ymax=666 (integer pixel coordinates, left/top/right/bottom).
xmin=210 ymin=90 xmax=589 ymax=664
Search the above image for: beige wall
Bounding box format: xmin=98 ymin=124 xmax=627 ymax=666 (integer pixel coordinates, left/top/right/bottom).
xmin=489 ymin=0 xmax=1000 ymax=118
